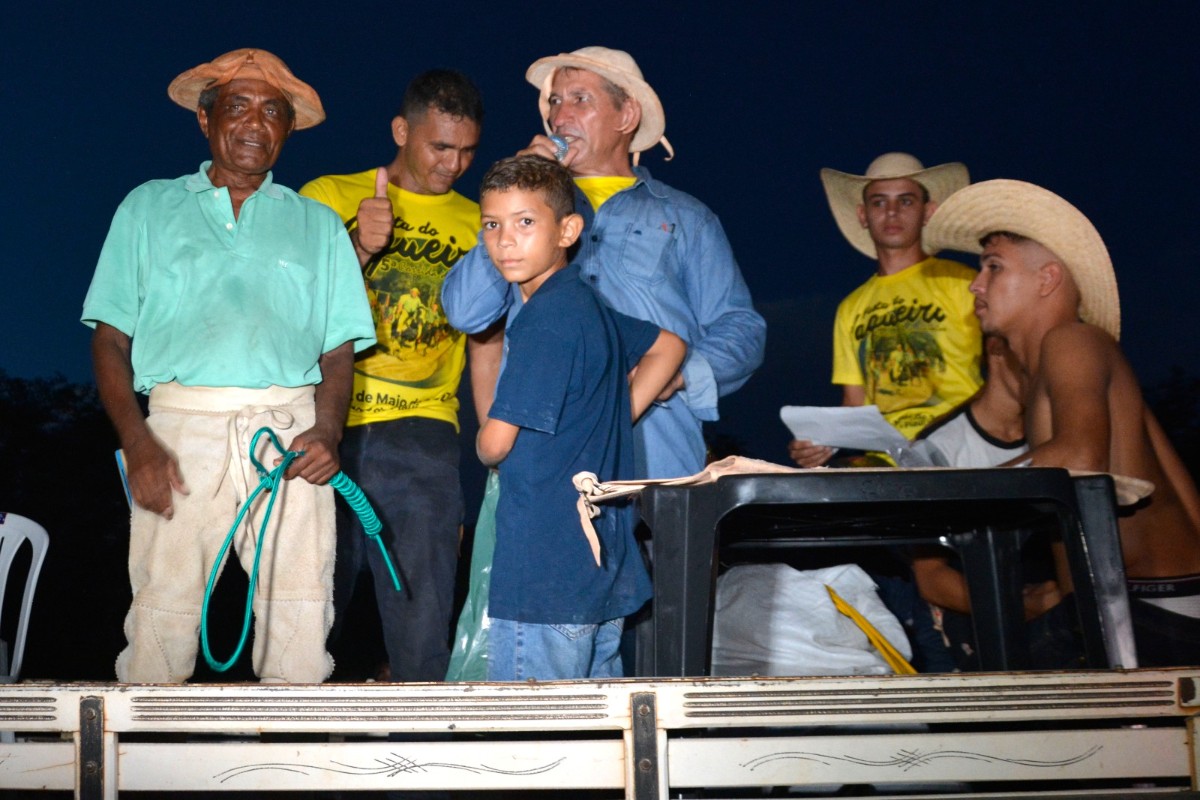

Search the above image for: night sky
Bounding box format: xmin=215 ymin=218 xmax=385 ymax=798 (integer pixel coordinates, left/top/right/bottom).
xmin=5 ymin=1 xmax=1199 ymax=467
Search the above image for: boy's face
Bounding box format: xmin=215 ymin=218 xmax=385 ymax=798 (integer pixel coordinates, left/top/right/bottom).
xmin=480 ymin=188 xmax=583 ymax=299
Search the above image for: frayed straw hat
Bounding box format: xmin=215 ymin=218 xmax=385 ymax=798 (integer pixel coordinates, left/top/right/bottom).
xmin=526 ymin=46 xmax=673 ymax=161
xmin=925 ymin=179 xmax=1120 ymax=340
xmin=821 ymin=152 xmax=969 ymax=259
xmin=168 ymin=48 xmax=325 ymax=130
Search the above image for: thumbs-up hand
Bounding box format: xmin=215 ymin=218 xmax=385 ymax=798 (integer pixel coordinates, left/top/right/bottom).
xmin=352 ymin=166 xmax=394 ymax=264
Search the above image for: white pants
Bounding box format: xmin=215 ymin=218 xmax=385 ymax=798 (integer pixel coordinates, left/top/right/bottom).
xmin=115 ymin=383 xmax=335 ymax=683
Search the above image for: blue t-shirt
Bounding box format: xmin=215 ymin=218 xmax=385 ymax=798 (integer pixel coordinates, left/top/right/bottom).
xmin=488 ymin=264 xmax=658 ymax=624
xmin=443 ymin=167 xmax=766 ymax=480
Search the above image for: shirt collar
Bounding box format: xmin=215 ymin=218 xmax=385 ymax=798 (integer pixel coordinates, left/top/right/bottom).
xmin=572 ymin=168 xmax=659 ymax=223
xmin=631 ymin=166 xmax=666 ymax=199
xmin=539 ymin=262 xmax=581 ymax=296
xmin=185 ymin=161 xmax=284 ymax=199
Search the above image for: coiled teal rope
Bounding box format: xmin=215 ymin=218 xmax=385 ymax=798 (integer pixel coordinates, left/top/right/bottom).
xmin=200 ymin=426 xmax=400 ymax=672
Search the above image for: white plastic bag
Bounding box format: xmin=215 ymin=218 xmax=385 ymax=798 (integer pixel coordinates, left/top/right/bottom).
xmin=711 ymin=563 xmax=911 ymax=676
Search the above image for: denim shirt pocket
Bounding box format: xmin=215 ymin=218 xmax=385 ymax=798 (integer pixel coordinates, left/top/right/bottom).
xmin=614 ymin=221 xmax=674 ymax=286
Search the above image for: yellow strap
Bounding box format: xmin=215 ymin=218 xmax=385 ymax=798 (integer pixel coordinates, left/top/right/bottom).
xmin=825 ymin=585 xmax=917 ymax=675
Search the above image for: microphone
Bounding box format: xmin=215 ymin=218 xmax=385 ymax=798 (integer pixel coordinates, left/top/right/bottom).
xmin=548 ymin=134 xmax=569 ymax=162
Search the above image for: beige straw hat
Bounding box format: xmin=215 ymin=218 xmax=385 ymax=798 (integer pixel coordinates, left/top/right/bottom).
xmin=526 ymin=46 xmax=674 ymax=160
xmin=168 ymin=48 xmax=325 ymax=130
xmin=924 ymin=179 xmax=1120 ymax=340
xmin=821 ymin=152 xmax=969 ymax=259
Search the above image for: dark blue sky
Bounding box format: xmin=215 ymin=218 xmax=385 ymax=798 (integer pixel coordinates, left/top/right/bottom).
xmin=4 ymin=2 xmax=1199 ymax=464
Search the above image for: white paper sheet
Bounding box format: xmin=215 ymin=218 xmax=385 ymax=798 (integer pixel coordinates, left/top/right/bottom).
xmin=779 ymin=405 xmax=941 ymax=467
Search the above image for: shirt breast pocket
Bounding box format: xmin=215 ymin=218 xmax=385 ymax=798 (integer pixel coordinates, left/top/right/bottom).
xmin=265 ymin=257 xmax=318 ymax=324
xmin=274 ymin=258 xmax=316 ymax=290
xmin=615 ymin=222 xmax=674 ymax=286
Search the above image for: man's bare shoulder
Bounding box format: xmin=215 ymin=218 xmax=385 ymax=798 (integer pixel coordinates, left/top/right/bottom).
xmin=1043 ymin=319 xmax=1116 ymax=346
xmin=1031 ymin=321 xmax=1128 ymax=414
xmin=1040 ymin=320 xmax=1120 ymax=365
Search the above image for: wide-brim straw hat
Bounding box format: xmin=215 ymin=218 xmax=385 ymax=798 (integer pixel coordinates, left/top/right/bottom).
xmin=925 ymin=179 xmax=1120 ymax=340
xmin=526 ymin=46 xmax=673 ymax=159
xmin=168 ymin=48 xmax=325 ymax=130
xmin=821 ymin=152 xmax=969 ymax=259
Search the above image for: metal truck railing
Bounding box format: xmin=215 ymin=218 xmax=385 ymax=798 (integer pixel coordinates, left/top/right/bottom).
xmin=1 ymin=669 xmax=1198 ymax=798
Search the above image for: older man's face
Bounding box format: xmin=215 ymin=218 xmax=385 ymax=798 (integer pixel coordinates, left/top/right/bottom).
xmin=199 ymin=78 xmax=293 ymax=184
xmin=547 ymin=68 xmax=631 ymax=176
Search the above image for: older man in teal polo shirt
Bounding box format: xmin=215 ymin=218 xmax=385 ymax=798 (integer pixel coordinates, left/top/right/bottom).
xmin=81 ymin=49 xmax=374 ymax=683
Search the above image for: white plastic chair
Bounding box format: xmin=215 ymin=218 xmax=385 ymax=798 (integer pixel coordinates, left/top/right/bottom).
xmin=0 ymin=512 xmax=49 ymax=683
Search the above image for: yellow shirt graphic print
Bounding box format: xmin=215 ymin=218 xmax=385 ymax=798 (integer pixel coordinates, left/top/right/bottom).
xmin=300 ymin=169 xmax=480 ymax=429
xmin=832 ymin=258 xmax=983 ymax=438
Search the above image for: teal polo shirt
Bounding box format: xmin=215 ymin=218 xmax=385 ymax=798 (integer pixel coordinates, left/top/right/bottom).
xmin=82 ymin=163 xmax=375 ymax=393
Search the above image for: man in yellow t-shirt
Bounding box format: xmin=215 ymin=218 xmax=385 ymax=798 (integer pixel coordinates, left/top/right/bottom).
xmin=789 ymin=153 xmax=982 ymax=466
xmin=301 ymin=69 xmax=498 ymax=682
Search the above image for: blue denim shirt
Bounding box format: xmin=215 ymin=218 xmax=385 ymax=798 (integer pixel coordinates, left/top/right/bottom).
xmin=443 ymin=167 xmax=766 ymax=478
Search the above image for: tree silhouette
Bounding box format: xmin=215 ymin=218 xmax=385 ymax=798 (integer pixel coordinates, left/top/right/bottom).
xmin=0 ymin=370 xmax=129 ymax=679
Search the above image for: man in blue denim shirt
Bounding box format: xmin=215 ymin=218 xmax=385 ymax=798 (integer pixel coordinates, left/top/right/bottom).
xmin=442 ymin=46 xmax=765 ymax=479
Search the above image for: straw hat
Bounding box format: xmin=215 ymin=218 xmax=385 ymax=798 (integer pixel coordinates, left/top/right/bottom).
xmin=168 ymin=48 xmax=325 ymax=130
xmin=924 ymin=179 xmax=1120 ymax=340
xmin=526 ymin=46 xmax=673 ymax=160
xmin=821 ymin=152 xmax=969 ymax=259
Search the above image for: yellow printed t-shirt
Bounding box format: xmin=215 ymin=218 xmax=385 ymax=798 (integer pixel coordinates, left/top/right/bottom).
xmin=575 ymin=176 xmax=637 ymax=212
xmin=301 ymin=170 xmax=479 ymax=429
xmin=832 ymin=257 xmax=983 ymax=439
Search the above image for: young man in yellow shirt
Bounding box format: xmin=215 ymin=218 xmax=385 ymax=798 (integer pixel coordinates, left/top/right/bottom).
xmin=301 ymin=70 xmax=499 ymax=682
xmin=789 ymin=153 xmax=983 ymax=467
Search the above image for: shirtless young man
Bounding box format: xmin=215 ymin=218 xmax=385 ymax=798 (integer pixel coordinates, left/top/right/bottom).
xmin=926 ymin=179 xmax=1200 ymax=666
xmin=911 ymin=337 xmax=1082 ymax=669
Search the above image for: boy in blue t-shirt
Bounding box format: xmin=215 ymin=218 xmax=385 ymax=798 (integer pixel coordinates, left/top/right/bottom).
xmin=475 ymin=155 xmax=687 ymax=681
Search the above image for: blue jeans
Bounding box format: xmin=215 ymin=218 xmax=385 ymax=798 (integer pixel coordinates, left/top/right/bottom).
xmin=331 ymin=417 xmax=463 ymax=682
xmin=487 ymin=617 xmax=624 ymax=681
